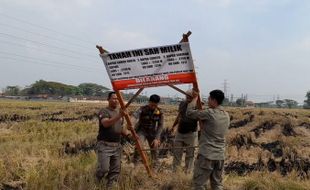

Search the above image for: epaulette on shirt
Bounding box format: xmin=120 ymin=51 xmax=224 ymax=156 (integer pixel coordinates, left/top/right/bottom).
xmin=153 ymin=108 xmax=161 ymax=115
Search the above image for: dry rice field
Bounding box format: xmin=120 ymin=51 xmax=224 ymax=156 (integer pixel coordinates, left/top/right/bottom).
xmin=0 ymin=99 xmax=309 ymax=190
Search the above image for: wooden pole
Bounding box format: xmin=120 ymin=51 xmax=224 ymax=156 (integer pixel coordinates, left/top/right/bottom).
xmin=168 ymin=31 xmax=203 ymax=135
xmin=168 ymin=84 xmax=193 ymax=132
xmin=125 ymin=88 xmax=144 ymax=108
xmin=168 ymin=84 xmax=191 ymax=97
xmin=115 ymin=90 xmax=153 ymax=177
xmin=179 ymin=32 xmax=204 ymax=136
xmin=179 ymin=31 xmax=203 ymax=110
xmin=96 ymin=45 xmax=108 ymax=54
xmin=179 ymin=31 xmax=192 ymax=43
xmin=96 ymin=46 xmax=153 ymax=177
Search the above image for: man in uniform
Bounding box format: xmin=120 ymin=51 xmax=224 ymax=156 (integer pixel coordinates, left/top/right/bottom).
xmin=186 ymin=90 xmax=230 ymax=190
xmin=171 ymin=89 xmax=198 ymax=173
xmin=95 ymin=91 xmax=130 ymax=188
xmin=133 ymin=94 xmax=164 ymax=169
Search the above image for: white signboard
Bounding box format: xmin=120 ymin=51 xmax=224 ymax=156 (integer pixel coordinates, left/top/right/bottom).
xmin=100 ymin=42 xmax=196 ymax=90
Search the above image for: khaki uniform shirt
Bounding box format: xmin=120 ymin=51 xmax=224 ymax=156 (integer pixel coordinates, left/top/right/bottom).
xmin=97 ymin=107 xmax=123 ymax=142
xmin=186 ymin=105 xmax=230 ymax=160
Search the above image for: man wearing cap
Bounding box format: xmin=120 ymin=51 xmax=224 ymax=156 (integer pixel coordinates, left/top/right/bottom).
xmin=95 ymin=91 xmax=130 ymax=188
xmin=171 ymin=89 xmax=198 ymax=173
xmin=186 ymin=89 xmax=230 ymax=190
xmin=132 ymin=94 xmax=164 ymax=169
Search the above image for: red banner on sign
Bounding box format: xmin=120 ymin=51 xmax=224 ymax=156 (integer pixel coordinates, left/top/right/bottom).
xmin=111 ymin=73 xmax=196 ymax=90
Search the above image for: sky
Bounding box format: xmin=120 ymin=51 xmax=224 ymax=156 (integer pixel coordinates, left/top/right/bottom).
xmin=0 ymin=0 xmax=309 ymax=103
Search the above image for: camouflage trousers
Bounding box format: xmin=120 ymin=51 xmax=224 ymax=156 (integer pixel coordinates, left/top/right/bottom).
xmin=193 ymin=154 xmax=224 ymax=190
xmin=172 ymin=131 xmax=197 ymax=173
xmin=95 ymin=141 xmax=122 ymax=188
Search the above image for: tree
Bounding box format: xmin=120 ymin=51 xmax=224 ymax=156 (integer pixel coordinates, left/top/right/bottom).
xmin=304 ymin=91 xmax=310 ymax=109
xmin=236 ymin=98 xmax=246 ymax=107
xmin=78 ymin=83 xmax=109 ymax=96
xmin=284 ymin=99 xmax=298 ymax=109
xmin=4 ymin=86 xmax=20 ymax=96
xmin=4 ymin=80 xmax=111 ymax=97
xmin=276 ymin=100 xmax=285 ymax=108
xmin=22 ymin=80 xmax=78 ymax=96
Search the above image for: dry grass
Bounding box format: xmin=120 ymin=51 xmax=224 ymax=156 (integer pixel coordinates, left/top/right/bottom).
xmin=0 ymin=100 xmax=309 ymax=190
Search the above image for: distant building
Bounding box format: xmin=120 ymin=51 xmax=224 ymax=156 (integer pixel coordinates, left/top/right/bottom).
xmin=255 ymin=101 xmax=274 ymax=108
xmin=245 ymin=101 xmax=255 ymax=107
xmin=160 ymin=96 xmax=182 ymax=105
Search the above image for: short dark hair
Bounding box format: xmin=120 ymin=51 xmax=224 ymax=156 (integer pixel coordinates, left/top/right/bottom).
xmin=149 ymin=94 xmax=160 ymax=103
xmin=209 ymin=90 xmax=225 ymax=105
xmin=107 ymin=91 xmax=116 ymax=100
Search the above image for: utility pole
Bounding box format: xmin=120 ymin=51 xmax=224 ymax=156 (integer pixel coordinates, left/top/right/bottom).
xmin=230 ymin=94 xmax=234 ymax=102
xmin=223 ymin=79 xmax=228 ymax=97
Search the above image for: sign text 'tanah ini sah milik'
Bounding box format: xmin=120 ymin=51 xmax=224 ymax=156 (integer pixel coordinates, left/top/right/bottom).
xmin=99 ymin=42 xmax=196 ymax=90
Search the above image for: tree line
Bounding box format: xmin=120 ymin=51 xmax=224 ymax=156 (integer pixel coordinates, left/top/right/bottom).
xmin=2 ymin=80 xmax=310 ymax=109
xmin=2 ymin=80 xmax=110 ymax=97
xmin=219 ymin=92 xmax=310 ymax=109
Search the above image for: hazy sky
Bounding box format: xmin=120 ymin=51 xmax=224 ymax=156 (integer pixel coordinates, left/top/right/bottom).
xmin=0 ymin=0 xmax=309 ymax=103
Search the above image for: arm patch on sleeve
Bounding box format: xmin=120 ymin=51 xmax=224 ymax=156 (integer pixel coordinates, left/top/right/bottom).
xmin=98 ymin=109 xmax=110 ymax=120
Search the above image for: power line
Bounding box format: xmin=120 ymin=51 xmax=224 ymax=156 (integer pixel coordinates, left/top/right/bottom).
xmin=0 ymin=51 xmax=103 ymax=71
xmin=0 ymin=39 xmax=94 ymax=61
xmin=0 ymin=51 xmax=102 ymax=70
xmin=0 ymin=12 xmax=96 ymax=46
xmin=0 ymin=58 xmax=110 ymax=90
xmin=0 ymin=22 xmax=94 ymax=51
xmin=0 ymin=32 xmax=97 ymax=59
xmin=0 ymin=56 xmax=101 ymax=73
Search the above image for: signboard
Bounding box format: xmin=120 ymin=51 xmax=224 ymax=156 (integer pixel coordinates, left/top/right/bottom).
xmin=100 ymin=42 xmax=196 ymax=90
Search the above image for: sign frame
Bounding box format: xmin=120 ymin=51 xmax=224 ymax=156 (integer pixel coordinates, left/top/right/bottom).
xmin=100 ymin=42 xmax=197 ymax=90
xmin=96 ymin=31 xmax=203 ymax=177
